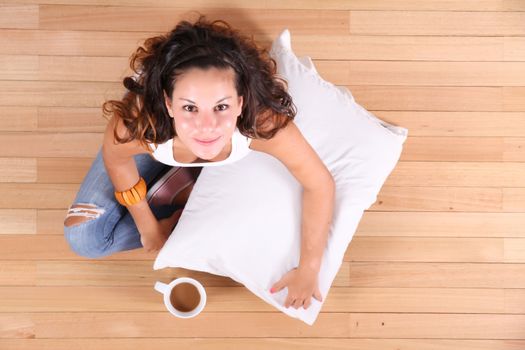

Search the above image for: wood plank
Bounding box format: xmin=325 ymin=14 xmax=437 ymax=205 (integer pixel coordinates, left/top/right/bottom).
xmin=0 ymin=81 xmax=122 ymax=107
xmin=373 ymin=186 xmax=504 ymax=212
xmin=1 ymin=312 xmax=351 ymax=338
xmin=0 ymin=158 xmax=36 ymax=183
xmin=358 ymin=212 xmax=525 ymax=238
xmin=3 ymin=29 xmax=515 ymax=61
xmin=315 ymin=61 xmax=525 ymax=87
xmin=0 ymin=286 xmax=518 ymax=313
xmin=338 ymin=236 xmax=508 ymax=264
xmin=37 ymin=55 xmax=128 ymax=82
xmin=0 ymin=209 xmax=36 ymax=235
xmin=506 ymin=0 xmax=525 ymax=12
xmin=504 ymin=237 xmax=525 ymax=262
xmin=37 ymin=106 xmax=107 ymax=132
xmin=1 ymin=133 xmax=102 ymax=157
xmin=347 ymin=237 xmax=504 ymax=263
xmin=348 ymin=313 xmax=525 ymax=339
xmin=386 ymin=162 xmax=525 ymax=187
xmin=503 ymin=289 xmax=525 ymax=312
xmin=378 ymin=111 xmax=525 ymax=137
xmin=39 ymin=5 xmax=349 ymax=34
xmin=37 ymin=157 xmax=96 ymax=184
xmin=307 ymin=35 xmax=522 ymax=61
xmin=504 ymin=87 xmax=525 ymax=111
xmin=0 ymin=55 xmax=37 ymax=80
xmin=0 ymin=106 xmax=37 ymax=131
xmin=348 ymin=262 xmax=525 ymax=288
xmin=0 ymin=4 xmax=38 ymax=29
xmin=503 ymin=188 xmax=525 ymax=212
xmin=350 ymin=11 xmax=525 ymax=36
xmin=0 ymin=106 xmax=110 ymax=132
xmin=0 ymin=235 xmax=523 ymax=263
xmin=0 ymin=312 xmax=521 ymax=340
xmin=37 ymin=209 xmax=65 ymax=235
xmin=400 ymin=137 xmax=525 ymax=162
xmin=0 ymin=0 xmax=512 ymax=11
xmin=1 ymin=338 xmax=525 ymax=350
xmin=0 ymin=28 xmax=155 ymax=57
xmin=0 ymin=184 xmax=81 ymax=209
xmin=0 ymin=261 xmax=35 ymax=285
xmin=353 ymin=86 xmax=505 ymax=112
xmin=505 ymin=37 xmax=525 ymax=61
xmin=0 ymin=106 xmax=106 ymax=132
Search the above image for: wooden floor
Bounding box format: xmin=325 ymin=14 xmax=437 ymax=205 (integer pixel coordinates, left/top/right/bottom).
xmin=1 ymin=0 xmax=525 ymax=349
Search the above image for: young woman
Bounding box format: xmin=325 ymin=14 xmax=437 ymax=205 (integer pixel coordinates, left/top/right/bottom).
xmin=63 ymin=16 xmax=334 ymax=310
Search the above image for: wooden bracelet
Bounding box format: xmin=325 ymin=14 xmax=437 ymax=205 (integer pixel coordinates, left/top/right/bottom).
xmin=114 ymin=177 xmax=147 ymax=207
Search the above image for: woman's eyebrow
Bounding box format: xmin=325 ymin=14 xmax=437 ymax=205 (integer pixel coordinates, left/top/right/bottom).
xmin=178 ymin=96 xmax=232 ymax=104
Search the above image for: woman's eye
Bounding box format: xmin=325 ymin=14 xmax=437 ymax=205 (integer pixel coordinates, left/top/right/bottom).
xmin=183 ymin=105 xmax=228 ymax=112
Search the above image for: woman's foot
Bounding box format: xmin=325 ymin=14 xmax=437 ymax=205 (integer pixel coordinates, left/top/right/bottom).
xmin=147 ymin=167 xmax=199 ymax=207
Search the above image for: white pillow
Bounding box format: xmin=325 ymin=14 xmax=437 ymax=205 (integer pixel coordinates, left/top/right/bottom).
xmin=153 ymin=29 xmax=408 ymax=325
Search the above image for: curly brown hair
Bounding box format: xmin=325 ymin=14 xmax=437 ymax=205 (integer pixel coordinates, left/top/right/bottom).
xmin=102 ymin=15 xmax=297 ymax=152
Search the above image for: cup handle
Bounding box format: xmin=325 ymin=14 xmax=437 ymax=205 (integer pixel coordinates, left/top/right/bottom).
xmin=154 ymin=281 xmax=168 ymax=294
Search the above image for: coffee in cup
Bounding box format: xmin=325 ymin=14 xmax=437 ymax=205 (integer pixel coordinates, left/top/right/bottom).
xmin=154 ymin=277 xmax=206 ymax=318
xmin=169 ymin=282 xmax=201 ymax=312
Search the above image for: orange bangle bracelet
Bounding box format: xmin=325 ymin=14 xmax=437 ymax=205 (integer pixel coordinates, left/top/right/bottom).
xmin=114 ymin=177 xmax=147 ymax=207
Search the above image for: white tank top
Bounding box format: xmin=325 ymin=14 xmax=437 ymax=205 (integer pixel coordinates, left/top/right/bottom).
xmin=147 ymin=128 xmax=253 ymax=167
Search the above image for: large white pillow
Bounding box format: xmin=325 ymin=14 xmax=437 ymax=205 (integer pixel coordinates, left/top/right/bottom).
xmin=153 ymin=29 xmax=408 ymax=325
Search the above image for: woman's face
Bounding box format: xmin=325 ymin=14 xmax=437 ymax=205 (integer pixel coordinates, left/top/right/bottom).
xmin=164 ymin=66 xmax=243 ymax=160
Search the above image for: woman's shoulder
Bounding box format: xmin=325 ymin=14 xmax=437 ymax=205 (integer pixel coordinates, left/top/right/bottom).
xmin=248 ymin=119 xmax=296 ymax=153
xmin=104 ymin=115 xmax=152 ymax=158
xmin=246 ymin=111 xmax=293 ymax=148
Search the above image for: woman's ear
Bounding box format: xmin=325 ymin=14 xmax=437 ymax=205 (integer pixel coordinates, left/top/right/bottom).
xmin=238 ymin=95 xmax=244 ymax=114
xmin=164 ymin=91 xmax=174 ymax=118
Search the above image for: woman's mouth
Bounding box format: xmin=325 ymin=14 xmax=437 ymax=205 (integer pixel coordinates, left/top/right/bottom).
xmin=194 ymin=136 xmax=221 ymax=145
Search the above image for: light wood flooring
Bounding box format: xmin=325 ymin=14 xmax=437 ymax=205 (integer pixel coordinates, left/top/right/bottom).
xmin=1 ymin=1 xmax=525 ymax=349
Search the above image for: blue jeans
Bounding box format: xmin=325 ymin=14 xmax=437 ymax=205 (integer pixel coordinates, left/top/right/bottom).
xmin=63 ymin=146 xmax=173 ymax=259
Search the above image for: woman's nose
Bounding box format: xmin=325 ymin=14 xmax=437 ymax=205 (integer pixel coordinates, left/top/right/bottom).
xmin=195 ymin=112 xmax=218 ymax=131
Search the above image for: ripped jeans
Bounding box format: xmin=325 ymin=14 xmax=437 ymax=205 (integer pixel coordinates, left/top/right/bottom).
xmin=63 ymin=146 xmax=173 ymax=259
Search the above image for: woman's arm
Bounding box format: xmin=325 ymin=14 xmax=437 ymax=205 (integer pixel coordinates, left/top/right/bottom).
xmin=249 ymin=120 xmax=335 ymax=273
xmin=102 ymin=115 xmax=170 ymax=252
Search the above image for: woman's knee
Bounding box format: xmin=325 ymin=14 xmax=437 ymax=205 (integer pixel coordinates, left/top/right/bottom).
xmin=63 ymin=203 xmax=109 ymax=259
xmin=64 ymin=203 xmax=106 ymax=227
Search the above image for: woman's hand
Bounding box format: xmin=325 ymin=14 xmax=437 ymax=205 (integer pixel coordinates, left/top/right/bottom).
xmin=140 ymin=208 xmax=182 ymax=253
xmin=270 ymin=266 xmax=323 ymax=310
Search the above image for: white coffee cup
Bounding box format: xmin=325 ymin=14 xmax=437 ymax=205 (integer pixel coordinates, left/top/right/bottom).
xmin=154 ymin=277 xmax=207 ymax=318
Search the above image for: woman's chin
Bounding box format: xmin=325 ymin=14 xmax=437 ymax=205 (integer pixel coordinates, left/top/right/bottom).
xmin=192 ymin=149 xmax=221 ymax=161
xmin=194 ymin=145 xmax=226 ymax=159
